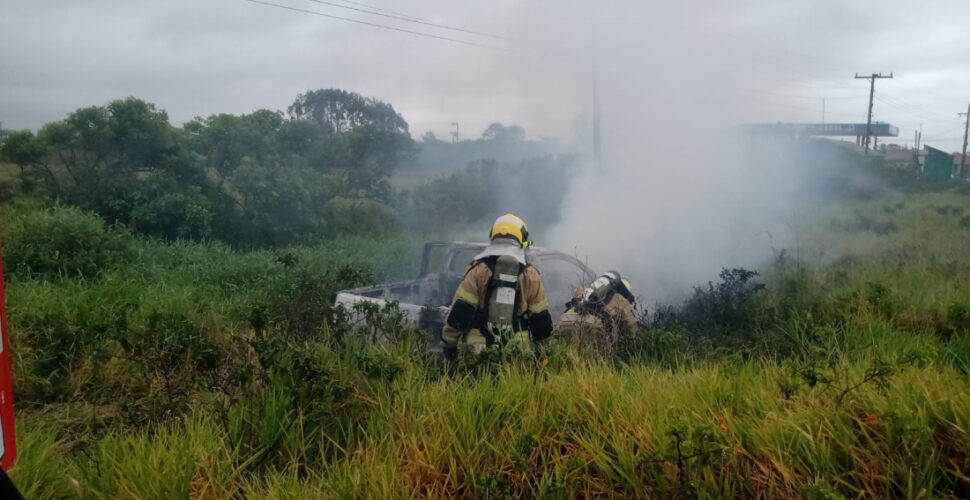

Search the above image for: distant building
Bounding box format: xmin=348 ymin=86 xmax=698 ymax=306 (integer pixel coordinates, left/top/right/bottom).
xmin=923 ymin=146 xmax=953 ymax=181
xmin=882 ymin=147 xmax=918 ymax=165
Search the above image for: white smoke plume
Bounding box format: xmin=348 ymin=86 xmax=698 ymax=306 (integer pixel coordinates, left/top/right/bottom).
xmin=500 ymin=1 xmax=859 ymax=301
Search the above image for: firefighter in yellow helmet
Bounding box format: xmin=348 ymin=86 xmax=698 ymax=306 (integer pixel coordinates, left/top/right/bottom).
xmin=557 ymin=271 xmax=637 ymax=349
xmin=441 ymin=214 xmax=553 ymax=360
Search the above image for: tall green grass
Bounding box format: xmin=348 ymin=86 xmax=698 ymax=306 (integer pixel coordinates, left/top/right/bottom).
xmin=9 ymin=355 xmax=970 ymax=498
xmin=5 ymin=182 xmax=970 ymax=498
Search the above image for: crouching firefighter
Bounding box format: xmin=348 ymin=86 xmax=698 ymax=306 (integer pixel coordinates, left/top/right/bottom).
xmin=441 ymin=214 xmax=554 ymax=361
xmin=558 ymin=271 xmax=637 ymax=341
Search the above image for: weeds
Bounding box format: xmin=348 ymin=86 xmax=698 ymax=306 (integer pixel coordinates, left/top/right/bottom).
xmin=640 ymin=267 xmax=767 ymax=357
xmin=7 ymin=170 xmax=970 ymax=497
xmin=1 ymin=204 xmax=134 ymax=279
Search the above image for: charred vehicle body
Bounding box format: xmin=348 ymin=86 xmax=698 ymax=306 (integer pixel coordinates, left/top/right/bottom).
xmin=335 ymin=242 xmax=596 ymax=348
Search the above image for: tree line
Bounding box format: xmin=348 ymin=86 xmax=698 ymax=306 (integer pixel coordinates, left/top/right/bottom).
xmin=1 ymin=89 xmax=576 ymax=246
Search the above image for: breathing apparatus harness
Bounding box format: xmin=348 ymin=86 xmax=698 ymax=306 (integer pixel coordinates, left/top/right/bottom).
xmin=565 ymin=271 xmax=635 ymax=331
xmin=472 ymin=253 xmax=531 ymax=348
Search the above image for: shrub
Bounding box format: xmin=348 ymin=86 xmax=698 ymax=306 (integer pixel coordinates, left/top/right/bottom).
xmin=129 ymin=188 xmax=213 ymax=240
xmin=324 ymin=197 xmax=398 ymax=236
xmin=648 ymin=268 xmax=768 ymax=350
xmin=1 ymin=205 xmax=133 ymax=279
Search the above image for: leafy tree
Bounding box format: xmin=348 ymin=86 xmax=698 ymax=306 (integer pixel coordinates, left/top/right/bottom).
xmin=420 ymin=131 xmax=443 ymax=143
xmin=338 ymin=126 xmax=414 ymax=200
xmin=0 ymin=130 xmax=51 ymax=191
xmin=276 ymin=119 xmax=330 ymax=169
xmin=35 ymin=98 xmax=180 ymax=218
xmin=126 ymin=151 xmax=215 ymax=240
xmin=129 ymin=187 xmax=213 ymax=240
xmin=482 ymin=122 xmax=526 ymax=142
xmin=3 ymin=90 xmax=418 ymax=245
xmin=228 ymin=156 xmax=329 ymax=244
xmin=286 ymin=89 xmax=414 ymax=201
xmin=184 ymin=110 xmax=287 ymax=180
xmin=287 ymin=88 xmax=409 ymax=136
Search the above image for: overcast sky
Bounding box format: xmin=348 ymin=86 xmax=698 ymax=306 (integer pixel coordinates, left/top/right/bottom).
xmin=2 ymin=0 xmax=969 ymax=151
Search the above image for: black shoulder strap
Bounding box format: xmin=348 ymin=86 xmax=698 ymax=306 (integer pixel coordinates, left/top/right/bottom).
xmin=617 ymin=286 xmax=635 ymax=305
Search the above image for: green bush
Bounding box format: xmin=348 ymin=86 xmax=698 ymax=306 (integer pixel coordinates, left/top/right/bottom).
xmin=129 ymin=188 xmax=213 ymax=240
xmin=1 ymin=205 xmax=133 ymax=279
xmin=647 ymin=268 xmax=768 ymax=351
xmin=324 ymin=197 xmax=398 ymax=236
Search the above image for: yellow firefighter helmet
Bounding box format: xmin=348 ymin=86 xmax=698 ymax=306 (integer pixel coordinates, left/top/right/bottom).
xmin=489 ymin=213 xmax=530 ymax=246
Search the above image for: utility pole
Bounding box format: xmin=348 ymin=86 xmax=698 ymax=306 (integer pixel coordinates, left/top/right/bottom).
xmin=592 ymin=70 xmax=602 ymax=168
xmin=917 ymin=125 xmax=923 ymax=172
xmin=854 ymin=72 xmax=893 ymax=155
xmin=913 ymin=129 xmax=920 ymax=169
xmin=450 ymin=122 xmax=459 ymax=144
xmin=959 ymin=104 xmax=970 ymax=179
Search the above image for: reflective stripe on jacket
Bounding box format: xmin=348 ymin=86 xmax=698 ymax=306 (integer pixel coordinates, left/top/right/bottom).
xmin=441 ymin=260 xmax=550 ymax=351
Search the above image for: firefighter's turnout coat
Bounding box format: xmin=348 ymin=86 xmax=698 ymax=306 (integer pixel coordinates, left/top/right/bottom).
xmin=441 ymin=240 xmax=553 ymax=353
xmin=557 ymin=288 xmax=636 ymax=338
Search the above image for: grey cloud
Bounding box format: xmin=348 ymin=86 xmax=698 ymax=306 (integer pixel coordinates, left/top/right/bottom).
xmin=1 ymin=0 xmax=968 ymax=145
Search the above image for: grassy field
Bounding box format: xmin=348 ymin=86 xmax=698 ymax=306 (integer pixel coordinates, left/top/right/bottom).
xmin=4 ymin=168 xmax=970 ymax=498
xmin=11 ymin=357 xmax=969 ymax=498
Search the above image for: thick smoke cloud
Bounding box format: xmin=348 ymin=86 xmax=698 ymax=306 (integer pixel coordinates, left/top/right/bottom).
xmin=523 ymin=0 xmax=968 ymax=301
xmin=511 ymin=1 xmax=869 ymax=300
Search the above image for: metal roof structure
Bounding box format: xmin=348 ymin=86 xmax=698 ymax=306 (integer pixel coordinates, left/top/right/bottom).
xmin=742 ymin=122 xmax=899 ymax=138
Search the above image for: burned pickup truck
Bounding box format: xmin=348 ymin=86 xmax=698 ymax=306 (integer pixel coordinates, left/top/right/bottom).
xmin=334 ymin=242 xmax=596 ymax=347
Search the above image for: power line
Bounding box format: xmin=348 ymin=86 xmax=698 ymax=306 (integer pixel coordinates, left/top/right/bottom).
xmin=876 ymin=92 xmax=953 ymax=122
xmin=736 ymin=88 xmax=867 ymax=109
xmin=921 ymin=123 xmax=966 ymax=143
xmin=800 ymin=94 xmax=867 ymax=100
xmin=873 ymin=95 xmax=940 ymax=122
xmin=331 ymin=0 xmax=430 ymax=22
xmin=758 ymin=91 xmax=867 ymax=101
xmin=922 ymin=134 xmax=965 ymax=142
xmin=738 ymin=96 xmax=861 ymax=118
xmin=302 ymin=0 xmax=508 ymax=40
xmin=928 ymin=123 xmax=966 ymax=136
xmin=243 ymin=0 xmax=510 ymax=51
xmin=889 ymin=78 xmax=966 ymax=104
